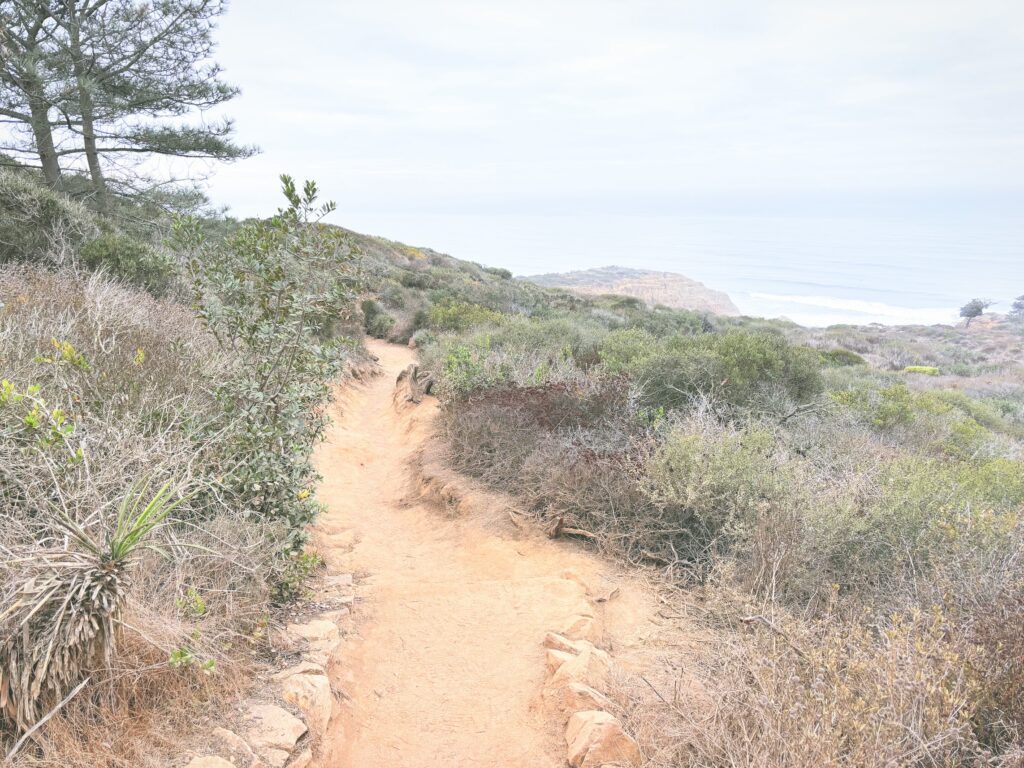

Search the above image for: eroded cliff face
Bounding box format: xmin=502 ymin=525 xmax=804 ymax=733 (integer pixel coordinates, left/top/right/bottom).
xmin=526 ymin=266 xmax=740 ymax=316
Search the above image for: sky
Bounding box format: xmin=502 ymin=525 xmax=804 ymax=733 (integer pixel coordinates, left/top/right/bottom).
xmin=203 ymin=0 xmax=1024 ymax=325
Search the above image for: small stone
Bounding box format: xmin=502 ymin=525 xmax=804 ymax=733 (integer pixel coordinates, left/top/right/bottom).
xmin=242 ymin=704 xmax=307 ymax=756
xmin=546 ymin=682 xmax=618 ymax=720
xmin=186 ymin=758 xmax=235 ymax=768
xmin=286 ymin=620 xmax=339 ymax=645
xmin=260 ymin=748 xmax=290 ymax=768
xmin=543 ymin=631 xmax=589 ymax=655
xmin=212 ymin=727 xmax=256 ymax=763
xmin=320 ymin=607 xmax=350 ymax=622
xmin=271 ymin=661 xmax=325 ymax=681
xmin=565 ymin=682 xmax=616 ymax=712
xmin=323 ymin=573 xmax=353 ymax=588
xmin=549 ymin=645 xmax=611 ymax=690
xmin=565 ymin=710 xmax=642 ymax=768
xmin=546 ymin=648 xmax=576 ymax=674
xmin=282 ymin=673 xmax=333 ymax=734
xmin=562 ymin=615 xmax=602 ymax=643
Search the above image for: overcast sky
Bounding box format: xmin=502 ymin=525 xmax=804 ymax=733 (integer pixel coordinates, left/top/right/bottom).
xmin=203 ymin=1 xmax=1023 ymax=321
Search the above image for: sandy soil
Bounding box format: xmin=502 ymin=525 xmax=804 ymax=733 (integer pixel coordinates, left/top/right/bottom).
xmin=310 ymin=340 xmax=654 ymax=768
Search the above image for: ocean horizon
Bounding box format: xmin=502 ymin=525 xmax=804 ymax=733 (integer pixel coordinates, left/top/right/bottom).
xmin=343 ymin=212 xmax=1022 ymax=328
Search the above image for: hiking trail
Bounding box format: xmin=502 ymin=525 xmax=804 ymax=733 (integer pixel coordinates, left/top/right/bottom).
xmin=309 ymin=340 xmax=655 ymax=768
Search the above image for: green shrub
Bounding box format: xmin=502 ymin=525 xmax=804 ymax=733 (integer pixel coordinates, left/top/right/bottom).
xmin=631 ymin=330 xmax=823 ymax=412
xmin=821 ymin=347 xmax=867 ymax=366
xmin=366 ymin=311 xmax=395 ymax=338
xmin=0 ymin=170 xmax=97 ymax=264
xmin=646 ymin=424 xmax=788 ymax=545
xmin=427 ymin=299 xmax=503 ymax=332
xmin=177 ymin=176 xmax=356 ymax=545
xmin=871 ymin=384 xmax=916 ymax=429
xmin=599 ymin=328 xmax=658 ymax=373
xmin=81 ymin=232 xmax=177 ymax=295
xmin=904 ymin=365 xmax=940 ymax=375
xmin=398 ymin=269 xmax=434 ymax=289
xmin=439 ymin=343 xmax=500 ymax=396
xmin=410 ymin=328 xmax=437 ymax=349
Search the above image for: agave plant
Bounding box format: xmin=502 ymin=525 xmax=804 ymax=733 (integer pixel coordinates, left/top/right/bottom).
xmin=0 ymin=481 xmax=179 ymax=733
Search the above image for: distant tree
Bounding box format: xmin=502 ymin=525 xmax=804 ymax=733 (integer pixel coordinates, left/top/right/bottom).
xmin=959 ymin=298 xmax=993 ymax=328
xmin=1010 ymin=295 xmax=1024 ymax=321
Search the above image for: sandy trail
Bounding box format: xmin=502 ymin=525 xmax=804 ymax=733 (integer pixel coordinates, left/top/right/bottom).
xmin=310 ymin=341 xmax=648 ymax=768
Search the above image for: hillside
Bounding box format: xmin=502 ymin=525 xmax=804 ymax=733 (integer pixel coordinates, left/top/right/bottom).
xmin=4 ymin=169 xmax=1024 ymax=768
xmin=526 ymin=265 xmax=740 ymax=316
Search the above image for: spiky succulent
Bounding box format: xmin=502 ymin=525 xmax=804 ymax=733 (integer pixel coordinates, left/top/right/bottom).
xmin=1 ymin=481 xmax=178 ymax=732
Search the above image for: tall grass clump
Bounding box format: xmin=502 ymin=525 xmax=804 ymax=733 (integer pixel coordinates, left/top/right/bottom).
xmin=0 ymin=483 xmax=178 ymax=731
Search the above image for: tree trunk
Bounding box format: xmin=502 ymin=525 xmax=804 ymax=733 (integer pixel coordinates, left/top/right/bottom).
xmin=75 ymin=82 xmax=107 ymax=211
xmin=66 ymin=3 xmax=108 ymax=212
xmin=26 ymin=92 xmax=62 ymax=189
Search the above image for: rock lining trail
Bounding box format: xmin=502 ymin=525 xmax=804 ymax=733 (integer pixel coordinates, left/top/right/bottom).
xmin=310 ymin=340 xmax=651 ymax=768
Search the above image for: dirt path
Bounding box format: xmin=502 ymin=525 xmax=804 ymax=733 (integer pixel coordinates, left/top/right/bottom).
xmin=310 ymin=341 xmax=651 ymax=768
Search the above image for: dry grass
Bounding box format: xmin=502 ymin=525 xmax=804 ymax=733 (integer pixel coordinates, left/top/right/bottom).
xmin=0 ymin=265 xmax=284 ymax=761
xmin=618 ymin=590 xmax=1024 ymax=768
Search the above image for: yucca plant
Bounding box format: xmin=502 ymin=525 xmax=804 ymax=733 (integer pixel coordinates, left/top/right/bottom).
xmin=0 ymin=481 xmax=180 ymax=733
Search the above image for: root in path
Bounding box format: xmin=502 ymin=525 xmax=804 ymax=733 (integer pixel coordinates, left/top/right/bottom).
xmin=311 ymin=341 xmax=648 ymax=768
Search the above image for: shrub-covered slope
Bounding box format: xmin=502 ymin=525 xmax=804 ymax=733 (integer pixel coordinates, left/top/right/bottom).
xmin=0 ymin=172 xmax=361 ymax=765
xmin=355 ymin=230 xmax=1024 ymax=766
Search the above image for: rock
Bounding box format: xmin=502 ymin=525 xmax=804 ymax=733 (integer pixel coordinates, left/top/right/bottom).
xmin=282 ymin=673 xmax=333 ymax=734
xmin=546 ymin=648 xmax=576 ymax=674
xmin=287 ymin=619 xmax=341 ymax=664
xmin=562 ymin=614 xmax=602 ymax=643
xmin=546 ymin=681 xmax=618 ymax=720
xmin=565 ymin=710 xmax=642 ymax=768
xmin=543 ymin=631 xmax=589 ymax=655
xmin=287 ymin=619 xmax=339 ymax=645
xmin=323 ymin=573 xmax=353 ymax=589
xmin=565 ymin=682 xmax=616 ymax=713
xmin=394 ymin=363 xmax=434 ymax=405
xmin=271 ymin=661 xmax=325 ymax=682
xmin=242 ymin=704 xmax=307 ymax=763
xmin=549 ymin=645 xmax=611 ymax=690
xmin=289 ymin=750 xmax=314 ymax=768
xmin=211 ymin=727 xmax=257 ymax=763
xmin=186 ymin=758 xmax=235 ymax=768
xmin=261 ymin=748 xmax=290 ymax=768
xmin=320 ymin=607 xmax=350 ymax=622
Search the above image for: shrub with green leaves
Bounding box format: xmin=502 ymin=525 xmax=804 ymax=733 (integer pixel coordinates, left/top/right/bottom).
xmin=630 ymin=330 xmax=823 ymax=412
xmin=177 ymin=176 xmax=357 ymax=544
xmin=80 ymin=232 xmax=178 ymax=296
xmin=426 ymin=299 xmax=503 ymax=332
xmin=821 ymin=347 xmax=867 ymax=366
xmin=0 ymin=170 xmax=98 ymax=264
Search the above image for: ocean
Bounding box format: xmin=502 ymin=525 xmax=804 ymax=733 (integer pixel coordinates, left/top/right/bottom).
xmin=345 ymin=212 xmax=1023 ymax=328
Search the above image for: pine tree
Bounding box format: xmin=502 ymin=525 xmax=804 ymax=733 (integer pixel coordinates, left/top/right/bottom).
xmin=0 ymin=3 xmax=67 ymax=187
xmin=0 ymin=0 xmax=252 ymax=204
xmin=50 ymin=0 xmax=253 ymax=208
xmin=1009 ymin=295 xmax=1024 ymax=321
xmin=959 ymin=298 xmax=993 ymax=328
